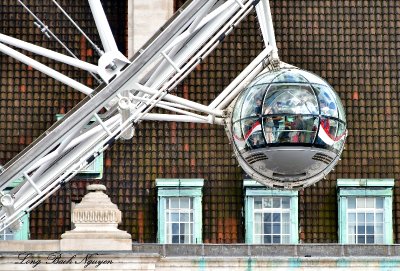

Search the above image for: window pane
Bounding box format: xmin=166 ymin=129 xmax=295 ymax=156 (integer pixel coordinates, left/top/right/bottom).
xmin=366 ymin=213 xmax=374 ymax=223
xmin=255 ymin=223 xmax=262 ymax=234
xmin=272 ymin=235 xmax=281 ymax=244
xmin=366 ymin=198 xmax=374 ymax=208
xmin=171 ymin=213 xmax=179 ymax=222
xmin=375 ymin=225 xmax=383 ymax=234
xmin=282 ymin=223 xmax=290 ymax=234
xmin=254 ymin=198 xmax=262 ymax=209
xmin=348 ymin=234 xmax=355 ymax=243
xmin=170 ymin=198 xmax=179 ymax=208
xmin=358 ymin=225 xmax=365 ymax=234
xmin=263 ymin=198 xmax=272 ymax=208
xmin=273 ymin=213 xmax=281 ymax=222
xmin=264 ymin=235 xmax=271 ymax=244
xmin=366 ymin=235 xmax=374 ymax=244
xmin=273 ymin=198 xmax=280 ymax=208
xmin=376 ymin=198 xmax=384 ymax=209
xmin=281 ymin=235 xmax=290 ymax=244
xmin=348 ymin=198 xmax=356 ymax=209
xmin=348 ymin=213 xmax=356 ymax=223
xmin=273 ymin=223 xmax=280 ymax=234
xmin=282 ymin=197 xmax=290 ymax=208
xmin=376 ymin=213 xmax=383 ymax=222
xmin=263 ymin=213 xmax=271 ymax=223
xmin=172 ymin=223 xmax=179 ymax=234
xmin=264 ymin=223 xmax=272 ymax=234
xmin=172 ymin=235 xmax=179 ymax=243
xmin=375 ymin=235 xmax=383 ymax=244
xmin=357 ymin=235 xmax=365 ymax=244
xmin=180 ymin=198 xmax=190 ymax=209
xmin=366 ymin=225 xmax=374 ymax=234
xmin=254 ymin=235 xmax=262 ymax=244
xmin=357 ymin=213 xmax=365 ymax=223
xmin=348 ymin=224 xmax=356 ymax=235
xmin=282 ymin=213 xmax=290 ymax=223
xmin=255 ymin=213 xmax=262 ymax=224
xmin=180 ymin=213 xmax=189 ymax=222
xmin=357 ymin=198 xmax=366 ymax=208
xmin=180 ymin=223 xmax=186 ymax=234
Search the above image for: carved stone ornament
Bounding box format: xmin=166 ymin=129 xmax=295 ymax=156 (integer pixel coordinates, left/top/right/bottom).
xmin=60 ymin=184 xmax=131 ymax=251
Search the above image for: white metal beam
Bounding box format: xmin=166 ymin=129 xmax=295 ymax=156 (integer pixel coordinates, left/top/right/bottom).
xmin=0 ymin=33 xmax=99 ymax=74
xmin=88 ymin=0 xmax=119 ymax=53
xmin=0 ymin=42 xmax=93 ymax=95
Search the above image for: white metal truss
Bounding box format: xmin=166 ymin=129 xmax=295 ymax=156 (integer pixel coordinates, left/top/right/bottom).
xmin=0 ymin=0 xmax=279 ymax=232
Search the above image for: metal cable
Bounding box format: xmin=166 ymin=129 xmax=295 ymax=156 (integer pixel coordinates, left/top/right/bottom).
xmin=51 ymin=0 xmax=104 ymax=57
xmin=17 ymin=0 xmax=103 ymax=84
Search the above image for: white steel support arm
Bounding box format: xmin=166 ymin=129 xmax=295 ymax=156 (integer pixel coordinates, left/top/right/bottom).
xmin=0 ymin=33 xmax=99 ymax=74
xmin=255 ymin=0 xmax=279 ymax=61
xmin=0 ymin=0 xmax=279 ymax=232
xmin=88 ymin=0 xmax=119 ymax=53
xmin=0 ymin=42 xmax=93 ymax=95
xmin=141 ymin=113 xmax=224 ymax=125
xmin=209 ymin=46 xmax=272 ymax=109
xmin=133 ymin=83 xmax=224 ymax=117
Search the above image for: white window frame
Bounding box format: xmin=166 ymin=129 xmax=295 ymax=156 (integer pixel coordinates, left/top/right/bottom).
xmin=338 ymin=178 xmax=394 ymax=244
xmin=156 ymin=178 xmax=203 ymax=244
xmin=244 ymin=179 xmax=298 ymax=244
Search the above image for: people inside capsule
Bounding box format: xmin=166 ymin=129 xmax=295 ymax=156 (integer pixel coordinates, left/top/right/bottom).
xmin=234 ymin=68 xmax=346 ymax=153
xmin=263 ymin=106 xmax=274 ymax=143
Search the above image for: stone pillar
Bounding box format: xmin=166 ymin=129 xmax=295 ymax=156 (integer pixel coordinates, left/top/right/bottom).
xmin=60 ymin=184 xmax=132 ymax=251
xmin=127 ymin=0 xmax=173 ymax=58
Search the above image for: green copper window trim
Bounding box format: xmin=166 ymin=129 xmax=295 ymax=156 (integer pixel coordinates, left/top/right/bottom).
xmin=244 ymin=179 xmax=298 ymax=244
xmin=156 ymin=178 xmax=204 ymax=244
xmin=337 ymin=179 xmax=394 ymax=244
xmin=2 ymin=184 xmax=29 ymax=240
xmin=337 ymin=179 xmax=394 ymax=187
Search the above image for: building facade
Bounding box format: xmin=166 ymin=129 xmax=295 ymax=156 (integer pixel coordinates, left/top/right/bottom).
xmin=0 ymin=0 xmax=399 ymax=247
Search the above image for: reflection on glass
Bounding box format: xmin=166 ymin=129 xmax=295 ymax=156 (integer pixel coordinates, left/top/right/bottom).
xmin=254 ymin=198 xmax=262 ymax=209
xmin=376 ymin=198 xmax=384 ymax=209
xmin=348 ymin=198 xmax=356 ymax=209
xmin=273 ymin=235 xmax=280 ymax=243
xmin=241 ymin=85 xmax=265 ymax=118
xmin=282 ymin=198 xmax=290 ymax=209
xmin=170 ymin=198 xmax=179 ymax=208
xmin=264 ymin=223 xmax=271 ymax=234
xmin=272 ymin=198 xmax=280 ymax=208
xmin=282 ymin=223 xmax=290 ymax=234
xmin=263 ymin=85 xmax=319 ymax=115
xmin=314 ymin=85 xmax=339 ymax=118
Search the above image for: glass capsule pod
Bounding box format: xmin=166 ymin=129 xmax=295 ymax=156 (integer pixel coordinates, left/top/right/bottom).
xmin=228 ymin=67 xmax=347 ymax=189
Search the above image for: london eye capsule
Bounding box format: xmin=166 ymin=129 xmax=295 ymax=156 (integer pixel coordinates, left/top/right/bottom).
xmin=227 ymin=66 xmax=347 ymax=189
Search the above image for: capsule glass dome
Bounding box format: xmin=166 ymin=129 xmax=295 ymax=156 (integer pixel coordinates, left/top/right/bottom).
xmin=229 ymin=67 xmax=346 ymax=189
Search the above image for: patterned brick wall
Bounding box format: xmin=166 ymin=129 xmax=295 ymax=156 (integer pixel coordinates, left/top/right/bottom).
xmin=0 ymin=0 xmax=399 ymax=243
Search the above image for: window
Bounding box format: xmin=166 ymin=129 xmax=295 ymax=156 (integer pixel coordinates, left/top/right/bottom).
xmin=338 ymin=179 xmax=394 ymax=244
xmin=156 ymin=179 xmax=203 ymax=244
xmin=0 ymin=177 xmax=30 ymax=240
xmin=244 ymin=180 xmax=298 ymax=244
xmin=0 ymin=215 xmax=29 ymax=240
